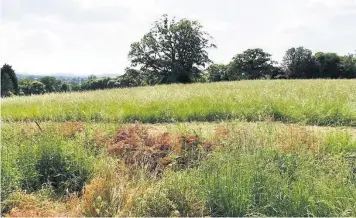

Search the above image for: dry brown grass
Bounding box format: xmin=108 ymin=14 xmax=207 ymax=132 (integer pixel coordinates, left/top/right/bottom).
xmin=91 ymin=128 xmax=111 ymax=148
xmin=60 ymin=122 xmax=85 ymax=138
xmin=107 ymin=123 xmax=219 ymax=172
xmin=213 ymin=124 xmax=230 ymax=141
xmin=4 ymin=192 xmax=66 ymax=217
xmin=81 ymin=177 xmax=114 ymax=216
xmin=274 ymin=124 xmax=320 ymax=152
xmin=80 ymin=160 xmax=153 ymax=217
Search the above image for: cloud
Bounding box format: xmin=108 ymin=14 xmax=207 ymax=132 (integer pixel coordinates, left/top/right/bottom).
xmin=1 ymin=0 xmax=355 ymax=75
xmin=1 ymin=0 xmax=129 ymax=23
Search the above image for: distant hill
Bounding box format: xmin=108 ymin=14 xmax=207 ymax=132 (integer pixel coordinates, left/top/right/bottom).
xmin=16 ymin=73 xmax=121 ymax=79
xmin=16 ymin=73 xmax=121 ymax=84
xmin=16 ymin=73 xmax=86 ymax=79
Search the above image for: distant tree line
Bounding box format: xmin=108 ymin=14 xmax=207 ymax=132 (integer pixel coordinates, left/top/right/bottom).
xmin=206 ymin=47 xmax=356 ymax=82
xmin=1 ymin=15 xmax=355 ymax=97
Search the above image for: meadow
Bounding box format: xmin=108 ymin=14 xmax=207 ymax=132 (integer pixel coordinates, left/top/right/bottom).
xmin=1 ymin=80 xmax=356 ymax=217
xmin=2 ymin=80 xmax=356 ymax=126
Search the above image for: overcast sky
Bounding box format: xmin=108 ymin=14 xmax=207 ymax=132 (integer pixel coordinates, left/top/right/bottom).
xmin=1 ymin=0 xmax=356 ymax=75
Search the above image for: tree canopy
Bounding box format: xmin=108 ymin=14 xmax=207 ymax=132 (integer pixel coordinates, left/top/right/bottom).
xmin=281 ymin=47 xmax=316 ymax=78
xmin=1 ymin=15 xmax=356 ymax=98
xmin=228 ymin=48 xmax=276 ymax=80
xmin=128 ymin=14 xmax=216 ymax=84
xmin=40 ymin=76 xmax=62 ymax=93
xmin=1 ymin=64 xmax=19 ymax=97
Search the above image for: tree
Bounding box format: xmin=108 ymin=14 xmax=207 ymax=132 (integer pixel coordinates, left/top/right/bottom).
xmin=81 ymin=77 xmax=110 ymax=90
xmin=314 ymin=52 xmax=343 ymax=78
xmin=88 ymin=75 xmax=97 ymax=80
xmin=71 ymin=83 xmax=81 ymax=91
xmin=1 ymin=64 xmax=19 ymax=97
xmin=107 ymin=80 xmax=117 ymax=88
xmin=270 ymin=66 xmax=286 ymax=79
xmin=281 ymin=47 xmax=316 ymax=78
xmin=128 ymin=14 xmax=216 ymax=84
xmin=117 ymin=68 xmax=146 ymax=87
xmin=228 ymin=48 xmax=276 ymax=80
xmin=60 ymin=82 xmax=71 ymax=92
xmin=40 ymin=76 xmax=61 ymax=93
xmin=19 ymin=78 xmax=32 ymax=95
xmin=340 ymin=52 xmax=356 ymax=78
xmin=207 ymin=64 xmax=228 ymax=82
xmin=29 ymin=81 xmax=45 ymax=94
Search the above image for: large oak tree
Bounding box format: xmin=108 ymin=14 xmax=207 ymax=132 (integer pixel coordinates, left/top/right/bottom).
xmin=128 ymin=15 xmax=216 ymax=84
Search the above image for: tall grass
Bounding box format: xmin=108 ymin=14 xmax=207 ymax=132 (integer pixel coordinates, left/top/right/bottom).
xmin=132 ymin=123 xmax=356 ymax=217
xmin=1 ymin=124 xmax=95 ymax=206
xmin=142 ymin=148 xmax=356 ymax=217
xmin=2 ymin=121 xmax=355 ymax=216
xmin=2 ymin=80 xmax=356 ymax=126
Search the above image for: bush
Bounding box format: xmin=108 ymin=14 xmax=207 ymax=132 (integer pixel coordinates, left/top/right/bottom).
xmin=9 ymin=134 xmax=94 ymax=195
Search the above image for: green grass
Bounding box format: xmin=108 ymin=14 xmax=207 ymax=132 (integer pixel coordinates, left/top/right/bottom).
xmin=130 ymin=122 xmax=356 ymax=217
xmin=1 ymin=123 xmax=96 ymax=204
xmin=2 ymin=121 xmax=356 ymax=216
xmin=141 ymin=147 xmax=356 ymax=217
xmin=2 ymin=79 xmax=356 ymax=216
xmin=2 ymin=80 xmax=356 ymax=126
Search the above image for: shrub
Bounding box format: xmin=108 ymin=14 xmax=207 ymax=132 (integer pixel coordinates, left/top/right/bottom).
xmin=12 ymin=134 xmax=94 ymax=195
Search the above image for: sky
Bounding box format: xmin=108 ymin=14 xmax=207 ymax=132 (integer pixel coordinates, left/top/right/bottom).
xmin=1 ymin=0 xmax=356 ymax=75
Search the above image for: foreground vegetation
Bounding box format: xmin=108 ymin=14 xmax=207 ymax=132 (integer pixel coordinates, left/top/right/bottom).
xmin=2 ymin=80 xmax=356 ymax=126
xmin=2 ymin=10 xmax=355 ymax=217
xmin=1 ymin=121 xmax=355 ymax=216
xmin=2 ymin=80 xmax=355 ymax=216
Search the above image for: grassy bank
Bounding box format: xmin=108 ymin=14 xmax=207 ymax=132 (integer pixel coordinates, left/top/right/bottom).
xmin=2 ymin=80 xmax=356 ymax=126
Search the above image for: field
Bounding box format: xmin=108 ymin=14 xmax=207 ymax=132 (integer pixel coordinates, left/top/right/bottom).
xmin=1 ymin=80 xmax=356 ymax=217
xmin=2 ymin=80 xmax=356 ymax=125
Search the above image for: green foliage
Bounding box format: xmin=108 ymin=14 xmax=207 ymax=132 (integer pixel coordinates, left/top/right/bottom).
xmin=207 ymin=64 xmax=228 ymax=81
xmin=19 ymin=78 xmax=32 ymax=95
xmin=281 ymin=47 xmax=356 ymax=79
xmin=115 ymin=68 xmax=147 ymax=87
xmin=81 ymin=77 xmax=111 ymax=90
xmin=282 ymin=47 xmax=317 ymax=78
xmin=19 ymin=78 xmax=71 ymax=95
xmin=3 ymin=47 xmax=356 ymax=97
xmin=340 ymin=52 xmax=356 ymax=78
xmin=128 ymin=14 xmax=216 ymax=84
xmin=107 ymin=80 xmax=117 ymax=88
xmin=228 ymin=48 xmax=276 ymax=80
xmin=1 ymin=64 xmax=19 ymax=96
xmin=1 ymin=132 xmax=94 ymax=197
xmin=60 ymin=82 xmax=71 ymax=92
xmin=29 ymin=81 xmax=45 ymax=94
xmin=315 ymin=52 xmax=342 ymax=78
xmin=39 ymin=76 xmax=62 ymax=93
xmin=1 ymin=156 xmax=21 ymax=202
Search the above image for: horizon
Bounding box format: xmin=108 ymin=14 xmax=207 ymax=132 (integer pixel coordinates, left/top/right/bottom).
xmin=1 ymin=0 xmax=356 ymax=75
xmin=15 ymin=72 xmax=121 ymax=77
